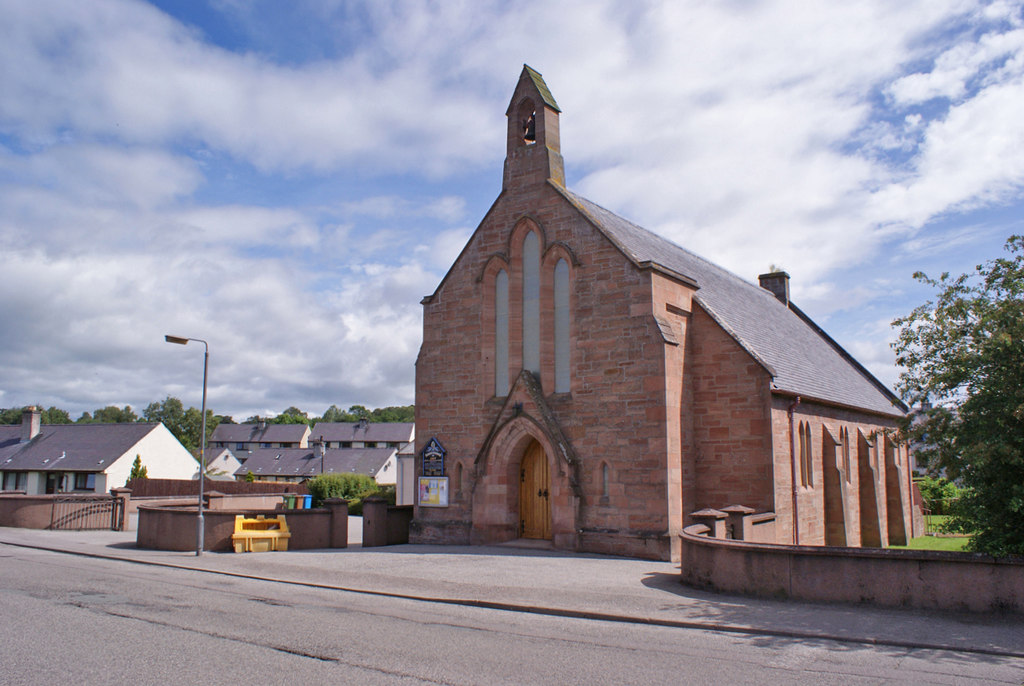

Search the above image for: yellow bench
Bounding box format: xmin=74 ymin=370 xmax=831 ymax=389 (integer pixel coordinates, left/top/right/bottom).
xmin=231 ymin=514 xmax=291 ymax=553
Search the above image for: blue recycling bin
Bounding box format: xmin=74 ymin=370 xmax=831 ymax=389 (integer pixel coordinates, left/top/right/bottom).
xmin=303 ymin=495 xmax=312 ymax=508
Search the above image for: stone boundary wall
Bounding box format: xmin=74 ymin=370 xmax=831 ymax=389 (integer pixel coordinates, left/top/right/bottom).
xmin=0 ymin=492 xmax=127 ymax=530
xmin=136 ymin=498 xmax=349 ymax=552
xmin=680 ymin=525 xmax=1024 ymax=613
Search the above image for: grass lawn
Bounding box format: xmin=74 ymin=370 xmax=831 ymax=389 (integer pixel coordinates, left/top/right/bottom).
xmin=891 ymin=534 xmax=970 ymax=552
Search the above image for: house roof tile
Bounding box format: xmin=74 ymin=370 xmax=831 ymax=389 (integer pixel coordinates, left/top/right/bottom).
xmin=309 ymin=422 xmax=414 ymax=443
xmin=234 ymin=447 xmax=395 ymax=479
xmin=0 ymin=423 xmax=162 ymax=472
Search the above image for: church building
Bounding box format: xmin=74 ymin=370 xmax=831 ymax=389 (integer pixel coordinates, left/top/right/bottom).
xmin=411 ymin=66 xmax=913 ymax=561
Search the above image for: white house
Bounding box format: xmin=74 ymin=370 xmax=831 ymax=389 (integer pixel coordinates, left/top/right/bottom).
xmin=0 ymin=407 xmax=197 ymax=494
xmin=205 ymin=448 xmax=243 ymax=480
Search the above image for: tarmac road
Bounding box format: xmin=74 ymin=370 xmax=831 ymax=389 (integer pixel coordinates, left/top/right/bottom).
xmin=0 ymin=528 xmax=1022 ymax=685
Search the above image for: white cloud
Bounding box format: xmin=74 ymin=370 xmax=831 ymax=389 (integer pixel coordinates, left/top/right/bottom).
xmin=2 ymin=0 xmax=1024 ymax=418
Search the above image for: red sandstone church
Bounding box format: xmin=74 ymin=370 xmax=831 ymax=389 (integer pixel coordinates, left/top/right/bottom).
xmin=411 ymin=66 xmax=915 ymax=561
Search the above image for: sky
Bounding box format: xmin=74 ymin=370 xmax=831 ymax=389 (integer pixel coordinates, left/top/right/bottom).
xmin=1 ymin=0 xmax=1023 ymax=421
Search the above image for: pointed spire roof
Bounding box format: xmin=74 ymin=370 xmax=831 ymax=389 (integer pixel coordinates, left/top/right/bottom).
xmin=506 ymin=65 xmax=560 ymax=114
xmin=522 ymin=65 xmax=560 ymax=112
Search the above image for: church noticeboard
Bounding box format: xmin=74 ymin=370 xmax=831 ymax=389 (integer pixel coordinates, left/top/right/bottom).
xmin=421 ymin=437 xmax=446 ymax=477
xmin=418 ymin=477 xmax=449 ymax=507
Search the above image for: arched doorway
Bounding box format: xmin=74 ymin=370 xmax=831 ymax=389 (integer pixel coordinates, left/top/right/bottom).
xmin=519 ymin=440 xmax=551 ymax=539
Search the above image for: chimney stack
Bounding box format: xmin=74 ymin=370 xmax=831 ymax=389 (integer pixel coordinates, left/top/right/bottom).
xmin=758 ymin=271 xmax=791 ymax=306
xmin=21 ymin=406 xmax=41 ymax=443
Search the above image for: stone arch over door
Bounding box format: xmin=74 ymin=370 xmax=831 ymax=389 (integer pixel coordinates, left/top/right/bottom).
xmin=471 ymin=414 xmax=578 ymax=549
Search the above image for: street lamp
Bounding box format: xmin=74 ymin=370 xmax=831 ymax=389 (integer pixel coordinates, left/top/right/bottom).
xmin=164 ymin=334 xmax=208 ymax=557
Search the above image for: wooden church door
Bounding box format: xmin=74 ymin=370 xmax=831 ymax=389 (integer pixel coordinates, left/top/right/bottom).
xmin=519 ymin=441 xmax=551 ymax=539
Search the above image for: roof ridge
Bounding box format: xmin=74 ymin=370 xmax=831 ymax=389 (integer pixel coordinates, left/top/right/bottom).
xmin=560 ymin=187 xmax=768 ymax=293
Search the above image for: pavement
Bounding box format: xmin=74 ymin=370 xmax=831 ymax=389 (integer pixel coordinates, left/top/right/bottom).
xmin=1 ymin=524 xmax=1021 ymax=659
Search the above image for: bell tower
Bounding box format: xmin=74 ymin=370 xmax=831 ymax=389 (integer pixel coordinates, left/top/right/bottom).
xmin=503 ymin=65 xmax=565 ymax=189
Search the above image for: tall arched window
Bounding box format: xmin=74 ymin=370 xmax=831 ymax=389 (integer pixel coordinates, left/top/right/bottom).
xmin=601 ymin=463 xmax=610 ymax=498
xmin=495 ymin=269 xmax=509 ymax=396
xmin=522 ymin=231 xmax=540 ymax=375
xmin=554 ymin=258 xmax=570 ymax=392
xmin=799 ymin=421 xmax=813 ymax=488
xmin=840 ymin=427 xmax=851 ymax=483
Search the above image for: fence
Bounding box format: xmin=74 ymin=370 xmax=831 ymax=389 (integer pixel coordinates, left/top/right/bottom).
xmin=923 ymin=498 xmax=960 ymax=534
xmin=50 ymin=495 xmax=125 ymax=531
xmin=126 ymin=478 xmax=308 ymax=498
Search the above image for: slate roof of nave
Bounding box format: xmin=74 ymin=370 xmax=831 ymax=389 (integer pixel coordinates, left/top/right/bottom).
xmin=557 ymin=186 xmax=906 ymax=417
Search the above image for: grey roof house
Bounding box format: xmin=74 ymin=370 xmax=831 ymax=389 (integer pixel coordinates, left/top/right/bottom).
xmin=234 ymin=446 xmax=398 ymax=485
xmin=209 ymin=421 xmax=310 ymax=451
xmin=0 ymin=407 xmax=198 ymax=494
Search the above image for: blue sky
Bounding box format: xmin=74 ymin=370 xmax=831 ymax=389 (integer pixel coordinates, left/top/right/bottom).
xmin=1 ymin=0 xmax=1022 ymax=421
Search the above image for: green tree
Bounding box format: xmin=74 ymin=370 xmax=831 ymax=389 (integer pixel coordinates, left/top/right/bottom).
xmin=0 ymin=406 xmax=74 ymax=424
xmin=346 ymin=405 xmax=371 ymax=421
xmin=269 ymin=406 xmax=311 ymax=425
xmin=143 ymin=397 xmax=219 ymax=455
xmin=369 ymin=405 xmax=415 ymax=423
xmin=127 ymin=455 xmax=148 ymax=484
xmin=915 ymin=476 xmax=960 ymax=516
xmin=244 ymin=471 xmax=255 ymax=483
xmin=83 ymin=405 xmax=138 ymax=423
xmin=892 ymin=235 xmax=1024 ymax=556
xmin=318 ymin=404 xmax=348 ymax=423
xmin=42 ymin=407 xmax=72 ymax=424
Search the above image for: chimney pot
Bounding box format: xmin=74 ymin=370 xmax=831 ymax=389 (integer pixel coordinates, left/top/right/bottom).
xmin=758 ymin=271 xmax=791 ymax=306
xmin=21 ymin=406 xmax=41 ymax=443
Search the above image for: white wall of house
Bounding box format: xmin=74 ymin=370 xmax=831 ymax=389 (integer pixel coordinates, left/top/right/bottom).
xmin=205 ymin=449 xmax=242 ymax=478
xmin=26 ymin=472 xmax=43 ymax=495
xmin=396 ymin=454 xmax=415 ymax=506
xmin=104 ymin=424 xmax=199 ymax=490
xmin=372 ymin=453 xmax=398 ymax=486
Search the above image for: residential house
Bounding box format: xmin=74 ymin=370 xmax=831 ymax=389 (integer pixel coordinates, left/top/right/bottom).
xmin=0 ymin=407 xmax=198 ymax=494
xmin=208 ymin=420 xmax=310 ymax=452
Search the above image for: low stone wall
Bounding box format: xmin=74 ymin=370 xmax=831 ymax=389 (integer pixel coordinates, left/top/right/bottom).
xmin=0 ymin=492 xmax=128 ymax=530
xmin=0 ymin=494 xmax=59 ymax=529
xmin=680 ymin=525 xmax=1024 ymax=613
xmin=137 ymin=498 xmax=349 ymax=552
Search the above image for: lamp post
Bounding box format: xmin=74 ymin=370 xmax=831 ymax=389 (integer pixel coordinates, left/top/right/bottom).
xmin=164 ymin=334 xmax=208 ymax=556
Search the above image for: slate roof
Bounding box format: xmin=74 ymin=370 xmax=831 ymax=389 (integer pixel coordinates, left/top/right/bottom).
xmin=522 ymin=65 xmax=560 ymax=112
xmin=556 ymin=186 xmax=905 ymax=417
xmin=0 ymin=423 xmax=161 ymax=472
xmin=309 ymin=422 xmax=414 ymax=444
xmin=234 ymin=447 xmax=396 ymax=479
xmin=210 ymin=423 xmax=309 ymax=444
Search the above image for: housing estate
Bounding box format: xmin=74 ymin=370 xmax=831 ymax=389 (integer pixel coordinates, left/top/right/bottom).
xmin=233 ymin=446 xmax=398 ymax=485
xmin=310 ymin=420 xmax=414 ymax=451
xmin=208 ymin=420 xmax=310 ymax=452
xmin=411 ymin=67 xmax=914 ymax=561
xmin=0 ymin=407 xmax=197 ymax=494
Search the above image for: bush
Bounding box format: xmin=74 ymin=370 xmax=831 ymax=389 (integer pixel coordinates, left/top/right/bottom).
xmin=306 ymin=473 xmax=379 ymax=513
xmin=915 ymin=475 xmax=959 ymax=515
